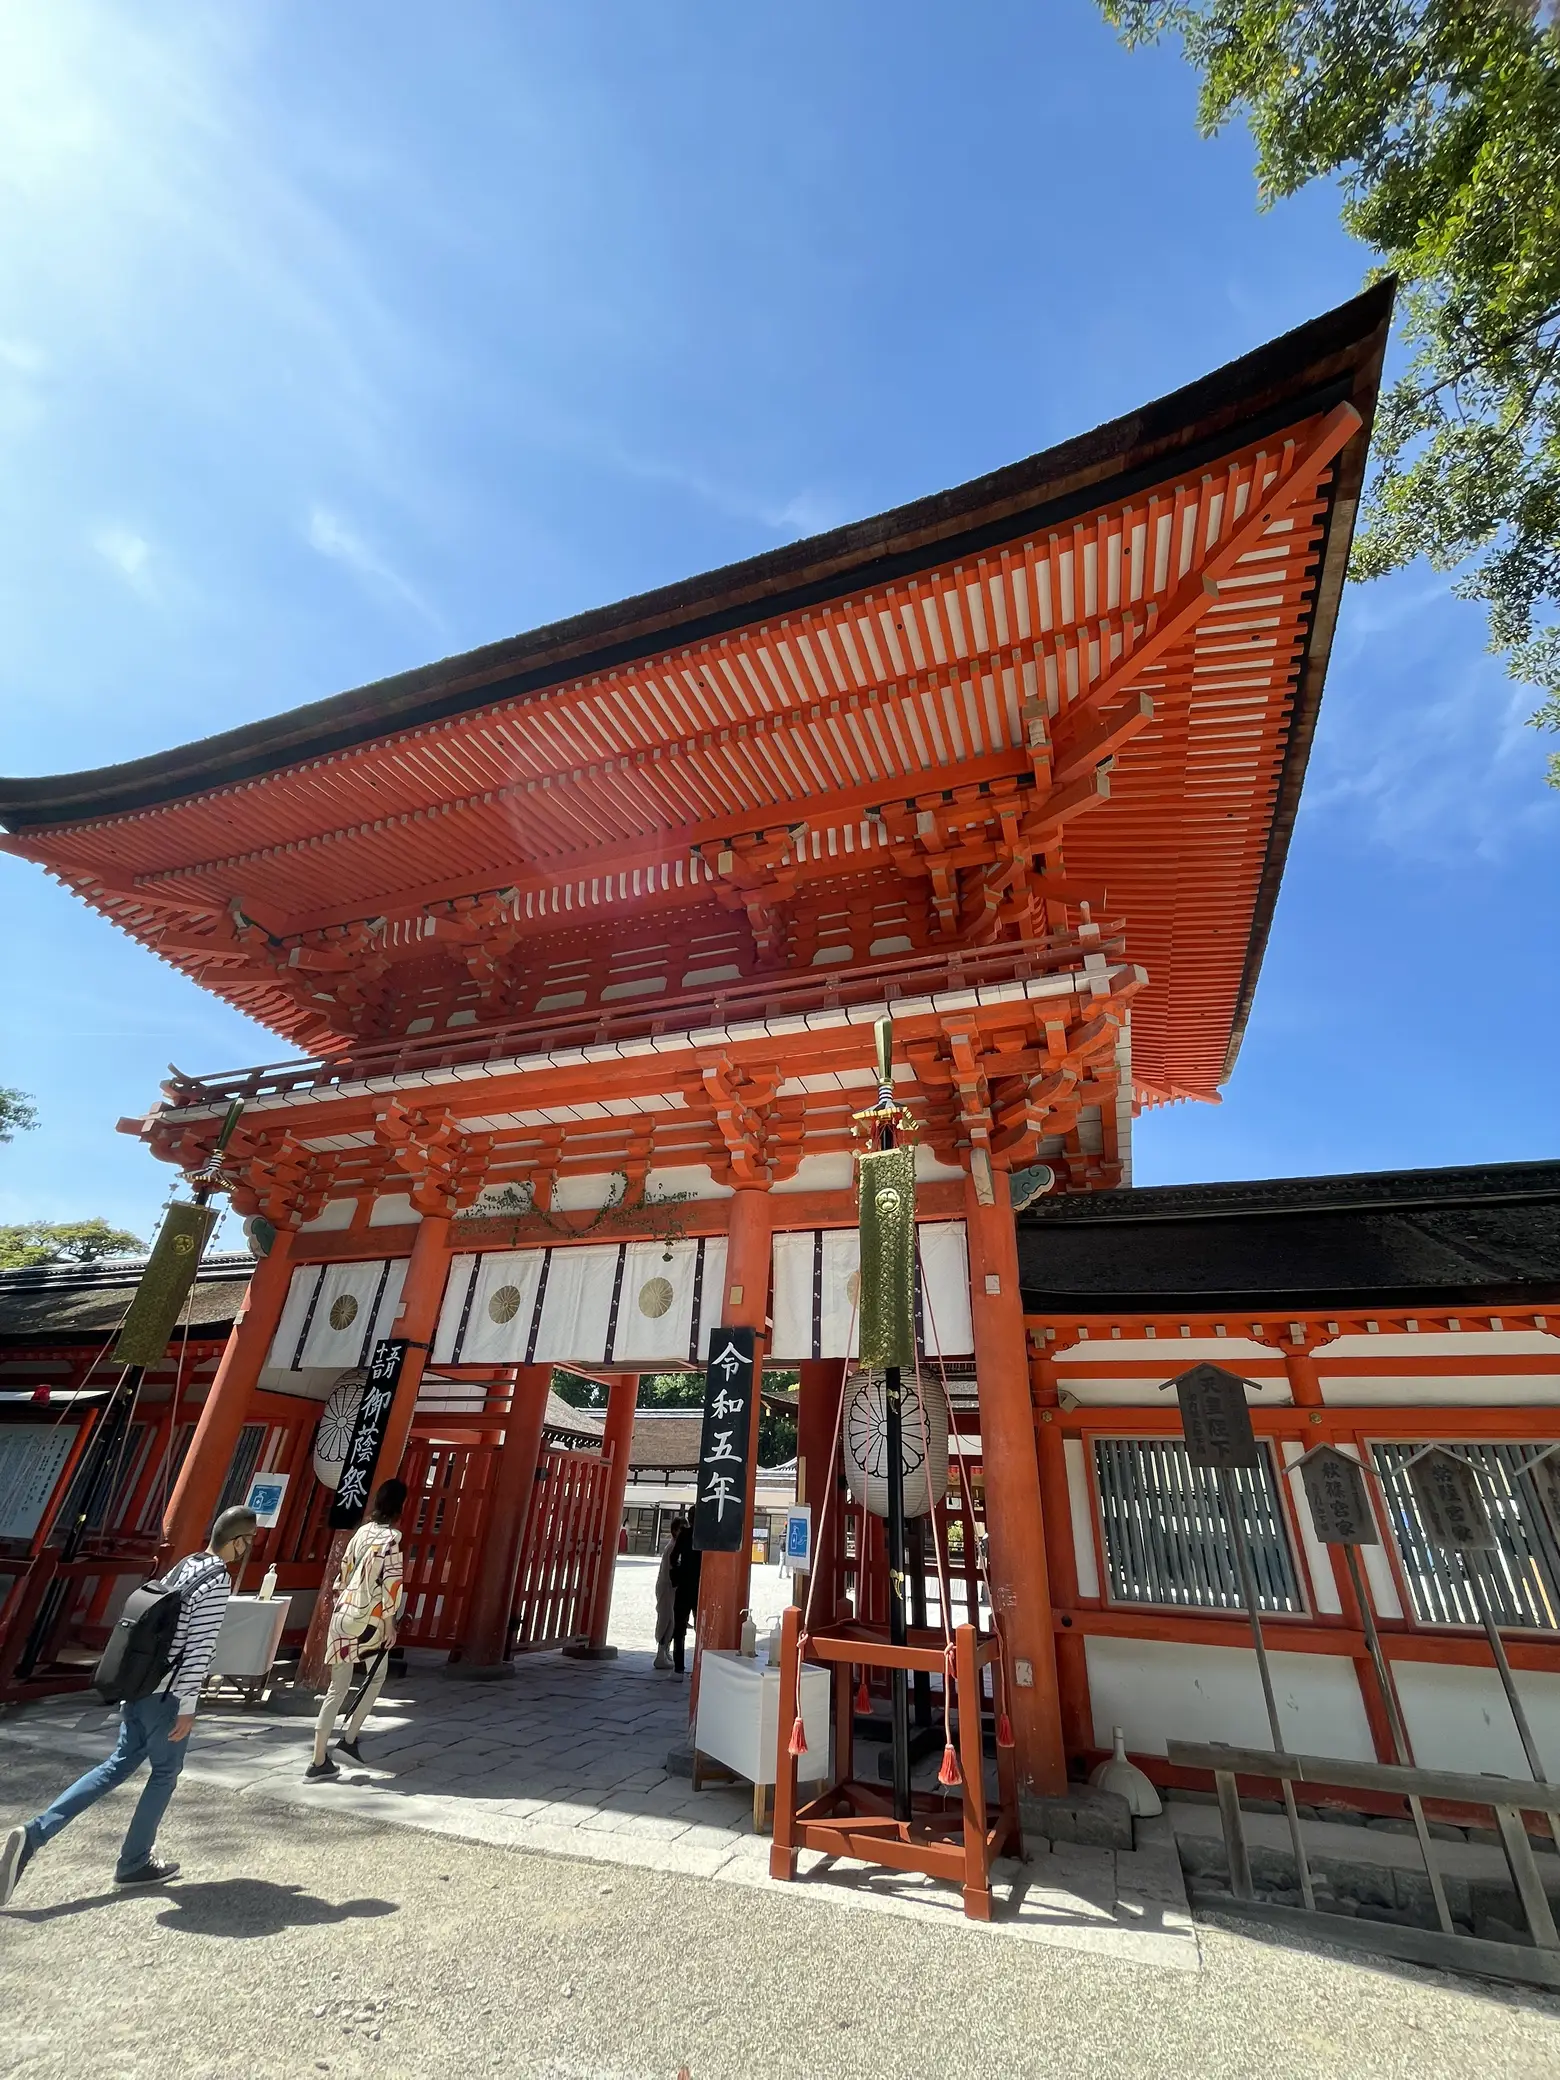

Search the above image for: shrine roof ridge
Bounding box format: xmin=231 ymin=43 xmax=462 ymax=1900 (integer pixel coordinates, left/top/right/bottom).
xmin=1017 ymin=1157 xmax=1560 ymax=1226
xmin=0 ymin=282 xmax=1392 ymax=831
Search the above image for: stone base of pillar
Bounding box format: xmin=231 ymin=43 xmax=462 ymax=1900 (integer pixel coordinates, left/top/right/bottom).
xmin=560 ymin=1642 xmax=619 ymax=1660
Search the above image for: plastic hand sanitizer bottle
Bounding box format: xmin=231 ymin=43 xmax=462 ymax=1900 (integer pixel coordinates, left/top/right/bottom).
xmin=739 ymin=1612 xmax=757 ymax=1658
xmin=258 ymin=1564 xmax=278 ymax=1601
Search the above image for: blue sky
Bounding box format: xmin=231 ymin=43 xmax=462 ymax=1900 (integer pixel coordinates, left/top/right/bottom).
xmin=1 ymin=0 xmax=1556 ymax=1245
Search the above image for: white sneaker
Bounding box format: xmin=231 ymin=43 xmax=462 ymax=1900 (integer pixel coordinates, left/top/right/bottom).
xmin=653 ymin=1649 xmax=672 ymax=1670
xmin=0 ymin=1824 xmax=30 ymax=1907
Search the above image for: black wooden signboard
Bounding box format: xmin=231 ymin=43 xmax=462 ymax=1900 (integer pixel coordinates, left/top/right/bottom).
xmin=1296 ymin=1444 xmax=1378 ymax=1546
xmin=1171 ymin=1362 xmax=1260 ymax=1469
xmin=328 ymin=1337 xmax=408 ymax=1530
xmin=1406 ymin=1445 xmax=1495 ymax=1552
xmin=692 ymin=1325 xmax=757 ymax=1554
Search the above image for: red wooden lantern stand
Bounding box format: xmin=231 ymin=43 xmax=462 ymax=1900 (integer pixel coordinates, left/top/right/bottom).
xmin=768 ymin=1603 xmax=1022 ymax=1921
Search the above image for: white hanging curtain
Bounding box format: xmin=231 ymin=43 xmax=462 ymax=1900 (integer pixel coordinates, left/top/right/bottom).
xmin=432 ymin=1236 xmax=730 ymax=1367
xmin=267 ymin=1258 xmax=408 ymax=1373
xmin=768 ymin=1219 xmax=974 ymax=1362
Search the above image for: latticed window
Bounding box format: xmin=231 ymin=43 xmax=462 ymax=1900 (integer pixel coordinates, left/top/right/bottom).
xmin=1092 ymin=1437 xmax=1304 ymax=1614
xmin=1371 ymin=1441 xmax=1560 ymax=1632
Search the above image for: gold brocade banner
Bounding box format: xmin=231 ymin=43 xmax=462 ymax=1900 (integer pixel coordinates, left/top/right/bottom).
xmin=111 ymin=1202 xmax=220 ymax=1365
xmin=857 ymin=1146 xmax=917 ymax=1370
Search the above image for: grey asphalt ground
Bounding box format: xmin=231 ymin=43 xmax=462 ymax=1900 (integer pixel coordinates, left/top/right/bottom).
xmin=5 ymin=1753 xmax=1560 ymax=2079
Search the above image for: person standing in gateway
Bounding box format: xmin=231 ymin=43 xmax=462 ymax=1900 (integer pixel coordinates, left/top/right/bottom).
xmin=0 ymin=1506 xmax=257 ymax=1903
xmin=306 ymin=1478 xmax=407 ymax=1779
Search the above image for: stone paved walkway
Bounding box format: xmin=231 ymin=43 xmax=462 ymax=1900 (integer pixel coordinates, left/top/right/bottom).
xmin=0 ymin=1557 xmax=1196 ymax=1972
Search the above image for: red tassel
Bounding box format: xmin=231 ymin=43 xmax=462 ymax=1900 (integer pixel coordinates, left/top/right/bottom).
xmin=788 ymin=1714 xmax=808 ymax=1757
xmin=938 ymin=1741 xmax=962 ymax=1787
xmin=855 ymin=1674 xmax=871 ymax=1715
xmin=997 ymin=1711 xmax=1015 ymax=1750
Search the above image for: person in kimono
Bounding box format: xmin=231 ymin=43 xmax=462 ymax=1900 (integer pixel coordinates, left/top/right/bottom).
xmin=306 ymin=1478 xmax=407 ymax=1779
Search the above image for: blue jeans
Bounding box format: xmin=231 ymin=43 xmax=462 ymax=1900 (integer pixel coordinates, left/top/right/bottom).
xmin=27 ymin=1692 xmax=189 ymax=1878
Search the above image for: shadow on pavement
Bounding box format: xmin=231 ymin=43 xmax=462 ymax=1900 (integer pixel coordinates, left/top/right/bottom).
xmin=8 ymin=1879 xmax=397 ymax=1938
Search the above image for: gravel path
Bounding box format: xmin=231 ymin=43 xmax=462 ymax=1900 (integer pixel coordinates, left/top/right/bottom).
xmin=5 ymin=1752 xmax=1560 ymax=2079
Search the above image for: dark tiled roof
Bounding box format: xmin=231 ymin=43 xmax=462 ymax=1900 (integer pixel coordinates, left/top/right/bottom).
xmin=1017 ymin=1161 xmax=1560 ymax=1312
xmin=0 ymin=1254 xmax=252 ymax=1342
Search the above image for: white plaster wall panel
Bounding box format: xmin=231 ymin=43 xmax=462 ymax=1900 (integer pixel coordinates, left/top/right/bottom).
xmin=297 ymin=1198 xmax=357 ymax=1233
xmin=1084 ymin=1635 xmax=1377 ymax=1761
xmin=530 ymin=1245 xmax=618 ymax=1362
xmin=1320 ymin=1374 xmax=1560 ymax=1407
xmin=1281 ymin=1440 xmax=1342 ymax=1616
xmin=643 ymin=1165 xmax=733 ymax=1201
xmin=368 ymin=1193 xmax=421 ymax=1227
xmin=1063 ymin=1437 xmax=1101 ymax=1598
xmin=433 ymin=1250 xmax=548 ymax=1365
xmin=1391 ymin=1660 xmax=1560 ymax=1778
xmin=1057 ymin=1336 xmax=1276 ymax=1366
xmin=1325 ymin=1332 xmax=1560 ymax=1359
xmin=268 ymin=1259 xmax=407 ymax=1373
xmin=551 ymin=1174 xmax=629 ymax=1214
xmin=772 ymin=1152 xmax=854 ymax=1195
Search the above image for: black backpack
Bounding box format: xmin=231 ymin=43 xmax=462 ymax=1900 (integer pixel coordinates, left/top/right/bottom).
xmin=92 ymin=1558 xmax=223 ymax=1706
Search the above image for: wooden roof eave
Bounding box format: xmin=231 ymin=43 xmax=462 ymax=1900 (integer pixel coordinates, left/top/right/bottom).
xmin=0 ymin=284 xmax=1394 ymax=834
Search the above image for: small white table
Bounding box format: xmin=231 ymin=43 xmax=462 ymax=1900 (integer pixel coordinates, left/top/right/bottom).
xmin=695 ymin=1649 xmax=831 ymax=1826
xmin=204 ymin=1594 xmax=293 ymax=1702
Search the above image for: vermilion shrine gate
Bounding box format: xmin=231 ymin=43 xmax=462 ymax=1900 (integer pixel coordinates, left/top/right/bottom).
xmin=0 ymin=287 xmax=1398 ymax=1798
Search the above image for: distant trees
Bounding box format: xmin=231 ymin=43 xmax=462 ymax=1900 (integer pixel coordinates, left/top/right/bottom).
xmin=0 ymin=1218 xmax=148 ymax=1270
xmin=0 ymin=1087 xmax=38 ymax=1144
xmin=1101 ymin=0 xmax=1560 ymax=780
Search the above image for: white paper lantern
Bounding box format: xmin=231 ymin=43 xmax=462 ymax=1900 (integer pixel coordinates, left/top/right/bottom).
xmin=841 ymin=1367 xmax=950 ymax=1519
xmin=312 ymin=1372 xmax=365 ymax=1490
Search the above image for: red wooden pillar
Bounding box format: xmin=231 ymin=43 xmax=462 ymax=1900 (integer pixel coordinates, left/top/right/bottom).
xmin=566 ymin=1371 xmax=639 ymax=1658
xmin=299 ymin=1216 xmax=451 ymax=1687
xmin=1032 ymin=1346 xmax=1093 ymax=1762
xmin=460 ymin=1364 xmax=551 ymax=1673
xmin=795 ymin=1358 xmax=846 ymax=1620
xmin=161 ymin=1228 xmax=297 ymax=1561
xmin=964 ymin=1174 xmax=1067 ymax=1797
xmin=694 ymin=1184 xmax=772 ymax=1666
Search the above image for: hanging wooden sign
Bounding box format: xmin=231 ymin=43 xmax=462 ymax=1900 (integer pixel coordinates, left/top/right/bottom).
xmin=692 ymin=1325 xmax=756 ymax=1554
xmin=1406 ymin=1445 xmax=1495 ymax=1551
xmin=1171 ymin=1362 xmax=1260 ymax=1469
xmin=1295 ymin=1444 xmax=1378 ymax=1546
xmin=327 ymin=1338 xmax=408 ymax=1530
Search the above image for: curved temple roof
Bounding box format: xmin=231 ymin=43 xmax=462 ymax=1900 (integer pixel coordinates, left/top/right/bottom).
xmin=0 ymin=285 xmax=1392 ymax=1100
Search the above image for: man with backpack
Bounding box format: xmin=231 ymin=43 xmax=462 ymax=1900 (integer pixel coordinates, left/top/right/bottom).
xmin=0 ymin=1505 xmax=257 ymax=1905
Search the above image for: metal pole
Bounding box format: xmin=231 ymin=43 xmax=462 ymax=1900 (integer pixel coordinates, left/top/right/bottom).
xmin=1218 ymin=1465 xmax=1315 ymax=1911
xmin=1467 ymin=1558 xmax=1548 ymax=1783
xmin=875 ymin=1017 xmax=912 ymax=1825
xmin=1344 ymin=1543 xmax=1454 ymax=1935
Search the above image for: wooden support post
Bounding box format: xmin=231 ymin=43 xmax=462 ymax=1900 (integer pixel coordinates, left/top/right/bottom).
xmin=1033 ymin=1348 xmax=1093 ymax=1763
xmin=459 ymin=1365 xmax=551 ymax=1672
xmin=694 ymin=1185 xmax=772 ymax=1663
xmin=964 ymin=1175 xmax=1067 ymax=1796
xmin=957 ymin=1626 xmax=994 ymax=1921
xmin=299 ymin=1216 xmax=451 ymax=1689
xmin=567 ymin=1372 xmax=638 ymax=1657
xmin=769 ymin=1602 xmax=802 ymax=1880
xmin=161 ymin=1228 xmax=297 ymax=1560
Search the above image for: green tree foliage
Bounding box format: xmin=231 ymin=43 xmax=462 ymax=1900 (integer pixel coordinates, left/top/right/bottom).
xmin=0 ymin=1087 xmax=38 ymax=1144
xmin=550 ymin=1366 xmax=800 ymax=1465
xmin=0 ymin=1217 xmax=148 ymax=1270
xmin=1101 ymin=0 xmax=1560 ymax=777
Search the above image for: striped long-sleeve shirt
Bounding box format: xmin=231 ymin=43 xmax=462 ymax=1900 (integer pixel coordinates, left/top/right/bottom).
xmin=162 ymin=1551 xmax=231 ymax=1714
